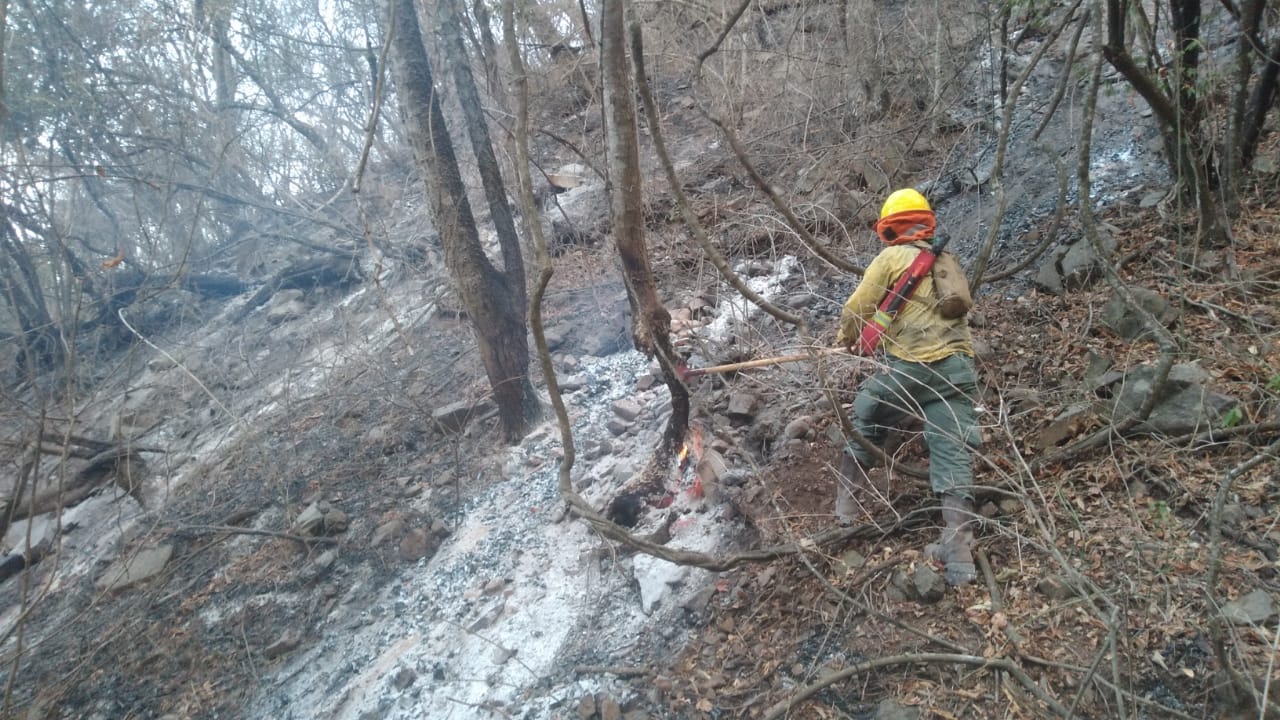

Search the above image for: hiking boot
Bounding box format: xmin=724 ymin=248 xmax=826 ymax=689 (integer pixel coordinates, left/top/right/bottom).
xmin=925 ymin=494 xmax=977 ymax=586
xmin=835 ymin=455 xmax=869 ymax=524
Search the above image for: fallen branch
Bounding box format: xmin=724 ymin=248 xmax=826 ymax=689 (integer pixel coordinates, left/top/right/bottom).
xmin=572 ymin=665 xmax=649 ymax=678
xmin=762 ymin=652 xmax=1075 ymax=720
xmin=167 ymin=524 xmax=338 ymax=546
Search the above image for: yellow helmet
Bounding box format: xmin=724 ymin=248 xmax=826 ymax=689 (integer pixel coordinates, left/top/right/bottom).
xmin=880 ymin=188 xmax=931 ymax=219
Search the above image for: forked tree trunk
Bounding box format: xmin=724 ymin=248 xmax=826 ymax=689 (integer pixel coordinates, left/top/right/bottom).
xmin=1101 ymin=0 xmax=1227 ymax=247
xmin=438 ymin=0 xmax=524 ymax=296
xmin=389 ymin=0 xmax=540 ymax=443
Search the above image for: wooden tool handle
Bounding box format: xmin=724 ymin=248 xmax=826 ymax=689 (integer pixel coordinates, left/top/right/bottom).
xmin=684 ymin=347 xmax=848 ymax=377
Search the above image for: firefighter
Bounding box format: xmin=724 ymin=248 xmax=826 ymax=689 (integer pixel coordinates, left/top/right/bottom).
xmin=834 ymin=188 xmax=980 ymax=586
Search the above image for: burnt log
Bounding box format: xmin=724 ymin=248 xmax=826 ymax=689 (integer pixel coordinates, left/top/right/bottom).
xmin=0 ymin=537 xmax=52 ymax=585
xmin=0 ymin=443 xmax=158 ymax=537
xmin=182 ymin=272 xmax=248 ymax=297
xmin=232 ymin=255 xmax=363 ymax=322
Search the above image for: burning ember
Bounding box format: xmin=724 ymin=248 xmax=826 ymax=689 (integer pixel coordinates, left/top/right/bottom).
xmin=672 ymin=426 xmax=705 ymax=499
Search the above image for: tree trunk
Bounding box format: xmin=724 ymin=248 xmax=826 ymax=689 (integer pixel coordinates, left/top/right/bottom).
xmin=0 ymin=219 xmax=60 ymax=372
xmin=389 ymin=0 xmax=539 ymax=443
xmin=438 ymin=0 xmax=525 ymax=305
xmin=1222 ymin=0 xmax=1264 ymax=215
xmin=600 ymin=0 xmax=685 ymax=455
xmin=1240 ymin=36 xmax=1280 ymax=173
xmin=1101 ymin=0 xmax=1226 ymax=247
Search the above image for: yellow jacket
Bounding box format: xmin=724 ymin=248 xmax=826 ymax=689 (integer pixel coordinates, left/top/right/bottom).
xmin=836 ymin=244 xmax=974 ymax=363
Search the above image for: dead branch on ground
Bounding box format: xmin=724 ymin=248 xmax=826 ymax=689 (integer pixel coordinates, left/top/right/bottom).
xmin=762 ymin=652 xmax=1076 ymax=720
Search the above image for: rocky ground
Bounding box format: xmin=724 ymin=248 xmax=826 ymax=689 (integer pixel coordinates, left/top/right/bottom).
xmin=2 ymin=7 xmax=1279 ymax=720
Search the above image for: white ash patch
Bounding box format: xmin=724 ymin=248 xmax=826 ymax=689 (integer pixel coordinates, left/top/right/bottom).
xmin=703 ymin=255 xmax=800 ymax=340
xmin=247 ymin=349 xmax=742 ymax=720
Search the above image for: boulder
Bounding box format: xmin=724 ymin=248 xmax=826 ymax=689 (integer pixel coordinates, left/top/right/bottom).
xmin=95 ymin=544 xmax=173 ymax=593
xmin=633 ymin=554 xmax=689 ymax=615
xmin=265 ymin=289 xmax=307 ymax=323
xmin=1102 ymin=287 xmax=1178 ymax=340
xmin=1100 ymin=362 xmax=1238 ymax=435
xmin=432 ymin=398 xmax=496 ymax=433
xmin=1035 ymin=229 xmax=1117 ymax=293
xmin=1222 ymin=589 xmax=1276 ymax=626
xmin=1059 ymin=229 xmax=1117 ymax=289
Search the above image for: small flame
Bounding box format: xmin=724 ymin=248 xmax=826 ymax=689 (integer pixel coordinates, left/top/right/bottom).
xmin=670 ymin=426 xmax=707 ymax=499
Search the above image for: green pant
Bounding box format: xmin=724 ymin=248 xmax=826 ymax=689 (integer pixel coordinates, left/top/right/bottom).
xmin=846 ymin=354 xmax=979 ymax=499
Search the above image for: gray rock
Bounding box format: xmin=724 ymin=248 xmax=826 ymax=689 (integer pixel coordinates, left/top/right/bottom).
xmin=393 ymin=666 xmax=417 ymax=690
xmin=682 ymin=585 xmax=717 ymax=615
xmin=612 ymin=398 xmax=643 ymax=422
xmin=432 ymin=399 xmax=495 ymax=433
xmin=889 ymin=568 xmax=917 ymax=602
xmin=323 ymin=509 xmax=349 ymax=535
xmin=583 ymin=439 xmax=613 ymax=460
xmin=875 ymin=699 xmax=921 ymax=720
xmin=783 ymin=416 xmax=812 ymax=440
xmin=263 ymin=629 xmax=303 ymax=659
xmin=559 ymin=374 xmax=588 ymax=392
xmin=1222 ymin=589 xmax=1276 ymax=626
xmin=695 ymin=447 xmax=728 ymax=483
xmin=399 ymin=528 xmax=431 ymax=562
xmin=961 ymin=156 xmax=995 ymax=191
xmin=265 ymin=289 xmax=307 ymax=323
xmin=313 ymin=549 xmax=337 ymax=572
xmin=633 ymin=554 xmax=689 ymax=615
xmin=581 ymin=327 xmax=629 ymax=357
xmin=294 ymin=502 xmax=325 ymax=535
xmin=1103 ymin=362 xmax=1238 ymax=435
xmin=719 ymin=468 xmax=750 ymax=487
xmin=1102 ymin=287 xmax=1178 ymax=340
xmin=265 ymin=301 xmax=307 ymax=324
xmin=833 ymin=549 xmax=865 ymax=576
xmin=1059 ymin=229 xmax=1117 ymax=289
xmin=467 ymin=601 xmax=505 ymax=632
xmin=371 ymin=519 xmax=405 ymax=547
xmin=543 ymin=328 xmax=567 ymax=351
xmin=606 ymin=418 xmax=630 ymax=436
xmin=1033 ymin=251 xmax=1065 ymax=295
xmin=913 ymin=564 xmax=946 ymax=604
xmin=1084 ymin=351 xmax=1114 ymax=386
xmin=95 ymin=544 xmax=174 ymax=593
xmin=1003 ymin=386 xmax=1041 ymax=411
xmin=1036 ymin=575 xmax=1074 ymax=601
xmin=784 ymin=292 xmax=816 ymax=309
xmin=1139 ymin=189 xmax=1167 ymax=208
xmin=726 ymin=392 xmax=757 ymax=421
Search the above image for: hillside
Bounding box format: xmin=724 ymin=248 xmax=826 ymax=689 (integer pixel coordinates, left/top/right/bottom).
xmin=1 ymin=2 xmax=1279 ymax=720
